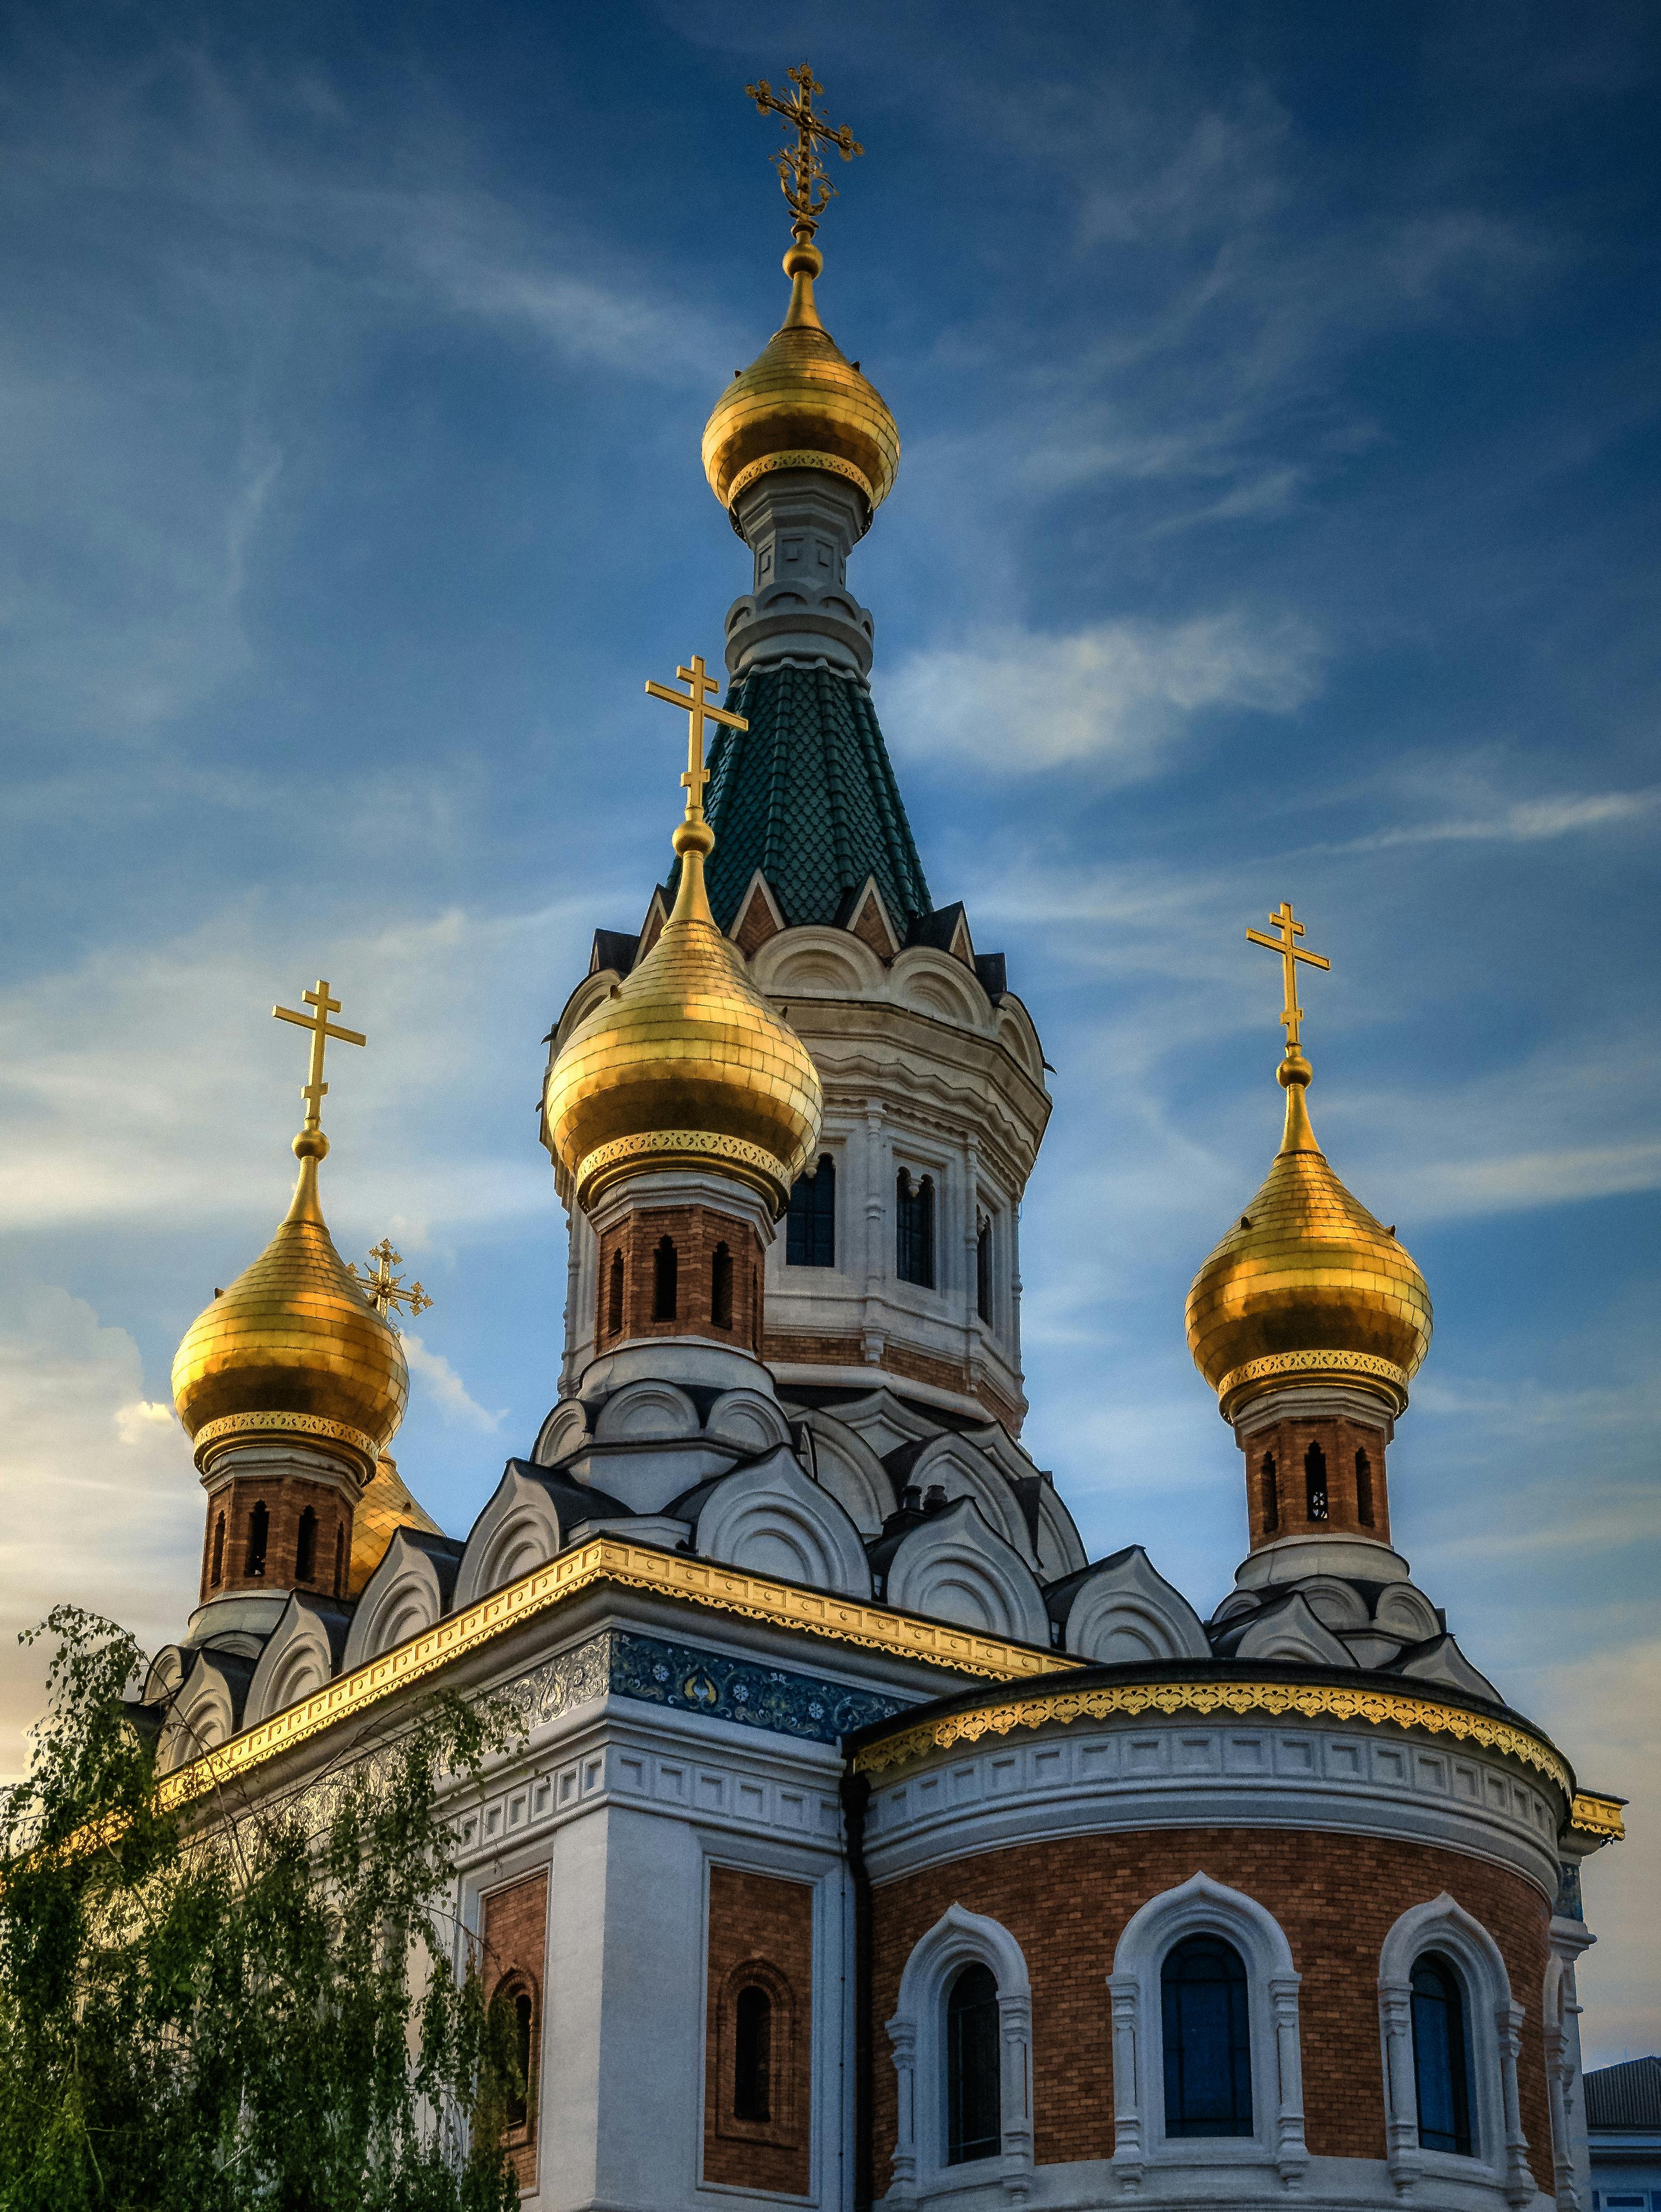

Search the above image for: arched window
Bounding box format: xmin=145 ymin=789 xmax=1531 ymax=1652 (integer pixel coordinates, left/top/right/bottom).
xmin=976 ymin=1214 xmax=992 ymax=1323
xmin=333 ymin=1521 xmax=346 ymax=1595
xmin=210 ymin=1512 xmax=225 ymax=1587
xmin=1411 ymin=1955 xmax=1473 ymax=2156
xmin=711 ymin=1242 xmax=733 ymax=1329
xmin=294 ymin=1506 xmax=317 ymax=1583
xmin=945 ymin=1961 xmax=1000 ymax=2164
xmin=491 ymin=1974 xmax=538 ymax=2138
xmin=1162 ymin=1935 xmax=1252 ymax=2138
xmin=652 ymin=1236 xmax=678 ymax=1321
xmin=786 ymin=1154 xmax=835 ymax=1268
xmin=733 ymin=1983 xmax=772 ymax=2123
xmin=607 ymin=1248 xmax=624 ymax=1337
xmin=1304 ymin=1441 xmax=1328 ymax=1522
xmin=245 ymin=1499 xmax=269 ymax=1578
xmin=1260 ymin=1453 xmax=1279 ymax=1535
xmin=897 ymin=1170 xmax=935 ymax=1289
xmin=1355 ymin=1447 xmax=1374 ymax=1527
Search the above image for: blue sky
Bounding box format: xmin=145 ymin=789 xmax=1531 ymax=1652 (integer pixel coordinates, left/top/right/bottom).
xmin=0 ymin=2 xmax=1655 ymax=2057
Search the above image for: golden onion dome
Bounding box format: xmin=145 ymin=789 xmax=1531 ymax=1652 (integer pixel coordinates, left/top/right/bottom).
xmin=349 ymin=1454 xmax=443 ymax=1596
xmin=544 ymin=809 xmax=822 ymax=1216
xmin=702 ymin=239 xmax=900 ymax=521
xmin=1186 ymin=1050 xmax=1432 ymax=1421
xmin=171 ymin=1134 xmax=408 ymax=1480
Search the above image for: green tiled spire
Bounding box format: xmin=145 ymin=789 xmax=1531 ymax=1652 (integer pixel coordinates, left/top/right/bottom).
xmin=699 ymin=662 xmax=931 ymax=933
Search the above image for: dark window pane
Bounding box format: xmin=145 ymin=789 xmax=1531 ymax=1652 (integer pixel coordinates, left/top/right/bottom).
xmin=652 ymin=1237 xmax=677 ymax=1322
xmin=245 ymin=1500 xmax=269 ymax=1578
xmin=1162 ymin=1936 xmax=1252 ymax=2138
xmin=711 ymin=1243 xmax=734 ymax=1328
xmin=897 ymin=1170 xmax=935 ymax=1289
xmin=607 ymin=1249 xmax=624 ymax=1336
xmin=294 ymin=1507 xmax=317 ymax=1583
xmin=1355 ymin=1448 xmax=1374 ymax=1526
xmin=787 ymin=1155 xmax=836 ymax=1268
xmin=946 ymin=1961 xmax=1000 ymax=2163
xmin=976 ymin=1216 xmax=992 ymax=1323
xmin=1304 ymin=1441 xmax=1328 ymax=1521
xmin=1411 ymin=1955 xmax=1473 ymax=2156
xmin=734 ymin=1983 xmax=772 ymax=2122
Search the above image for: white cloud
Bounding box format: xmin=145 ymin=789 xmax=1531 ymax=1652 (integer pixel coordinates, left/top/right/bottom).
xmin=1393 ymin=1139 xmax=1661 ymax=1218
xmin=1344 ymin=787 xmax=1661 ymax=851
xmin=0 ymin=1285 xmax=202 ymax=1783
xmin=887 ymin=613 xmax=1324 ymax=777
xmin=402 ymin=1332 xmax=505 ymax=1434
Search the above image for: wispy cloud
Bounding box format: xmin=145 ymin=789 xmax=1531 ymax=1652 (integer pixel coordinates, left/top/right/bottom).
xmin=888 ymin=613 xmax=1324 ymax=777
xmin=402 ymin=1332 xmax=505 ymax=1434
xmin=1342 ymin=788 xmax=1661 ymax=851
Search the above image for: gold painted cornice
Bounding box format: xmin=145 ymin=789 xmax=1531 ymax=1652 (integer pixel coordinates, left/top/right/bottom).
xmin=157 ymin=1539 xmax=1058 ymax=1811
xmin=850 ymin=1677 xmax=1575 ymax=1798
xmin=1567 ymin=1791 xmax=1625 ymax=1846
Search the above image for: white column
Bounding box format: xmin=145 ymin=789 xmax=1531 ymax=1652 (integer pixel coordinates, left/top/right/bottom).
xmin=998 ymin=1988 xmax=1034 ymax=2198
xmin=1378 ymin=1980 xmax=1422 ymax=2194
xmin=1497 ymin=1998 xmax=1535 ymax=2208
xmin=885 ymin=2013 xmax=918 ymax=2205
xmin=1269 ymin=1970 xmax=1309 ymax=2187
xmin=1107 ymin=1973 xmax=1145 ymax=2188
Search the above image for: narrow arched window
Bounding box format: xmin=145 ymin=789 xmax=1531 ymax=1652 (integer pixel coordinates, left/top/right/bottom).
xmin=607 ymin=1249 xmax=624 ymax=1337
xmin=1355 ymin=1447 xmax=1374 ymax=1527
xmin=1411 ymin=1954 xmax=1473 ymax=2156
xmin=786 ymin=1154 xmax=836 ymax=1268
xmin=652 ymin=1236 xmax=677 ymax=1321
xmin=896 ymin=1170 xmax=935 ymax=1289
xmin=1162 ymin=1935 xmax=1252 ymax=2138
xmin=976 ymin=1215 xmax=992 ymax=1323
xmin=1260 ymin=1453 xmax=1279 ymax=1535
xmin=333 ymin=1521 xmax=345 ymax=1595
xmin=1304 ymin=1441 xmax=1328 ymax=1522
xmin=294 ymin=1506 xmax=317 ymax=1583
xmin=711 ymin=1242 xmax=733 ymax=1329
xmin=509 ymin=1988 xmax=534 ymax=2129
xmin=491 ymin=1976 xmax=538 ymax=2136
xmin=945 ymin=1961 xmax=1000 ymax=2164
xmin=210 ymin=1512 xmax=225 ymax=1587
xmin=733 ymin=1983 xmax=772 ymax=2122
xmin=245 ymin=1499 xmax=269 ymax=1578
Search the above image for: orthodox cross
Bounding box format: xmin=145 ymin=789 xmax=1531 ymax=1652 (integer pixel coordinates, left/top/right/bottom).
xmin=349 ymin=1237 xmax=433 ymax=1325
xmin=272 ymin=978 xmax=366 ymax=1133
xmin=644 ymin=654 xmax=748 ymax=823
xmin=1246 ymin=901 xmax=1330 ymax=1050
xmin=745 ymin=63 xmax=863 ymax=239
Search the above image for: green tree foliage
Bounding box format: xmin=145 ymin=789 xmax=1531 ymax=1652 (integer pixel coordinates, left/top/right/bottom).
xmin=0 ymin=1608 xmax=526 ymax=2211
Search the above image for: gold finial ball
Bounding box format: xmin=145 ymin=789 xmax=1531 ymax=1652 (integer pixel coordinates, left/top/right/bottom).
xmin=171 ymin=1166 xmax=409 ymax=1478
xmin=674 ymin=817 xmax=715 ymax=858
xmin=293 ymin=1127 xmax=329 ymax=1159
xmin=1185 ymin=1079 xmax=1432 ymax=1417
xmin=702 ymin=274 xmax=900 ymax=517
xmin=543 ymin=891 xmax=822 ymax=1217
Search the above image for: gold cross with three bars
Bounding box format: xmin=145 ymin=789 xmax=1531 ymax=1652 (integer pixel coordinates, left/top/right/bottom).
xmin=1246 ymin=900 xmax=1330 ymax=1050
xmin=745 ymin=63 xmax=863 ymax=237
xmin=644 ymin=655 xmax=748 ymax=821
xmin=272 ymin=978 xmax=365 ymax=1133
xmin=349 ymin=1238 xmax=433 ymax=1324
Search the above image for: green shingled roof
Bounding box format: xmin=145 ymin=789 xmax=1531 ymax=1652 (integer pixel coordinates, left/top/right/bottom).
xmin=697 ymin=662 xmax=931 ymax=933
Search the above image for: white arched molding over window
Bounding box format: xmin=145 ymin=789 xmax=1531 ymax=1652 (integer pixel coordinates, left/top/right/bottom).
xmin=1107 ymin=1870 xmax=1307 ymax=2191
xmin=1377 ymin=1893 xmax=1534 ymax=2207
xmin=886 ymin=1903 xmax=1033 ymax=2204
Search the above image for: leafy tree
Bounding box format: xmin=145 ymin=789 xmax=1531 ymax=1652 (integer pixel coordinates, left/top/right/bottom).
xmin=0 ymin=1607 xmax=525 ymax=2211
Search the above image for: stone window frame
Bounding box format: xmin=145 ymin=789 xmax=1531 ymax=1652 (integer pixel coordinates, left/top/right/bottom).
xmin=886 ymin=1902 xmax=1034 ymax=2203
xmin=1107 ymin=1870 xmax=1307 ymax=2189
xmin=1377 ymin=1893 xmax=1535 ymax=2206
xmin=712 ymin=1954 xmax=801 ymax=2149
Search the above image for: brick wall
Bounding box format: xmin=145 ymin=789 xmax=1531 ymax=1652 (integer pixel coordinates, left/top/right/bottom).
xmin=869 ymin=1828 xmax=1551 ymax=2188
xmin=596 ymin=1205 xmax=765 ymax=1355
xmin=704 ymin=1864 xmax=814 ymax=2196
xmin=1239 ymin=1410 xmax=1392 ymax=1549
xmin=200 ymin=1470 xmax=354 ymax=1603
xmin=763 ymin=1329 xmax=1023 ymax=1440
xmin=483 ymin=1871 xmax=549 ymax=2193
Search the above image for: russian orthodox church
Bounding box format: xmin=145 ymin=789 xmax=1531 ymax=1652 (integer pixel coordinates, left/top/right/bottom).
xmin=143 ymin=69 xmax=1624 ymax=2212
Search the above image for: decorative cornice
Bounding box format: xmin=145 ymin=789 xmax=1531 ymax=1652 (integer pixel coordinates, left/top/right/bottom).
xmin=1216 ymin=1349 xmax=1410 ymax=1419
xmin=1567 ymin=1791 xmax=1625 ymax=1845
xmin=576 ymin=1128 xmax=787 ymax=1208
xmin=728 ymin=449 xmax=875 ymax=510
xmin=192 ymin=1409 xmax=379 ymax=1473
xmin=850 ymin=1678 xmax=1575 ymax=1798
xmin=157 ymin=1538 xmax=1058 ymax=1811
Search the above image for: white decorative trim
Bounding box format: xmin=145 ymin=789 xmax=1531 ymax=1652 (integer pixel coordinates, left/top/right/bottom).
xmin=887 ymin=1905 xmax=1035 ymax=2204
xmin=1106 ymin=1871 xmax=1307 ymax=2191
xmin=1376 ymin=1894 xmax=1533 ymax=2206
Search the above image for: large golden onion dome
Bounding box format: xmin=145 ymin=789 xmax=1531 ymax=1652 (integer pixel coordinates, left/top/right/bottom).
xmin=702 ymin=239 xmax=900 ymax=521
xmin=171 ymin=1133 xmax=408 ymax=1480
xmin=544 ymin=798 xmax=822 ymax=1216
xmin=1186 ymin=1050 xmax=1432 ymax=1421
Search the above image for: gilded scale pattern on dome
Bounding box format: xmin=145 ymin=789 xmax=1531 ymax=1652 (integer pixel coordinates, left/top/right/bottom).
xmin=543 ymin=655 xmax=822 ymax=1213
xmin=170 ymin=981 xmax=407 ymax=1476
xmin=349 ymin=1455 xmax=444 ymax=1596
xmin=1186 ymin=905 xmax=1432 ymax=1414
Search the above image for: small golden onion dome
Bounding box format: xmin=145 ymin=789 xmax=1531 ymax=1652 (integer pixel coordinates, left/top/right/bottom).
xmin=349 ymin=1454 xmax=443 ymax=1597
xmin=702 ymin=239 xmax=900 ymax=521
xmin=1185 ymin=1050 xmax=1432 ymax=1420
xmin=544 ymin=813 xmax=822 ymax=1215
xmin=171 ymin=1134 xmax=408 ymax=1480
